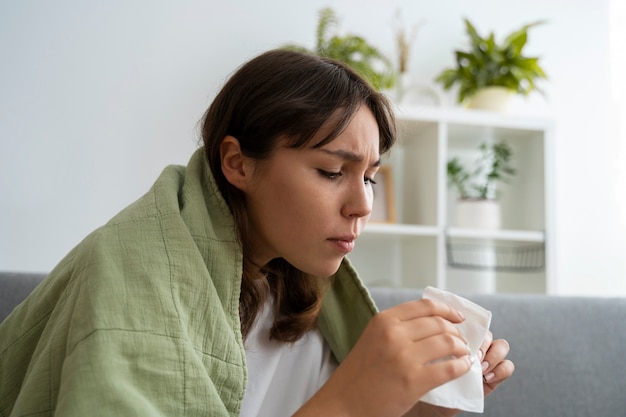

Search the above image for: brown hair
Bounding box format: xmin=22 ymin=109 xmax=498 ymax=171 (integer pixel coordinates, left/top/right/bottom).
xmin=201 ymin=49 xmax=396 ymax=342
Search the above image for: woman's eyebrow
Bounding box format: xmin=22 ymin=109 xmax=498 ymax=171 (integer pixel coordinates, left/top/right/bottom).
xmin=317 ymin=148 xmax=381 ymax=167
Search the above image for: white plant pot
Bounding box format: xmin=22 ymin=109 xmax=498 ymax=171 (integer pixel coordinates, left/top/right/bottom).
xmin=455 ymin=199 xmax=501 ymax=230
xmin=466 ymin=86 xmax=513 ymax=112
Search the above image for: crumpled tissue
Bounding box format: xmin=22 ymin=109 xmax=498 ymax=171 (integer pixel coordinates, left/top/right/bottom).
xmin=420 ymin=286 xmax=492 ymax=413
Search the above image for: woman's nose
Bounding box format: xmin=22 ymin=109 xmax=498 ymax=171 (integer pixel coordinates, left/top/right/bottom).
xmin=341 ymin=181 xmax=373 ymax=218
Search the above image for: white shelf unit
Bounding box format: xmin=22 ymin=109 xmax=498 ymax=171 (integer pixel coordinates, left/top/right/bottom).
xmin=349 ymin=106 xmax=555 ymax=294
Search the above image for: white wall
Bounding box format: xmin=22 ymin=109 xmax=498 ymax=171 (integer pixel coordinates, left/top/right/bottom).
xmin=1 ymin=0 xmax=624 ymax=296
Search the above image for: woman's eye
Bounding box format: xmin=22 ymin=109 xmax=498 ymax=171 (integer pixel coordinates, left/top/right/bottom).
xmin=364 ymin=176 xmax=377 ymax=186
xmin=318 ymin=169 xmax=342 ymax=180
xmin=317 ymin=169 xmax=377 ymax=185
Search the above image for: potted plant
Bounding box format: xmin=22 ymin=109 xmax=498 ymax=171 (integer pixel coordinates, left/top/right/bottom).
xmin=447 ymin=141 xmax=515 ymax=229
xmin=282 ymin=8 xmax=396 ymax=91
xmin=435 ymin=18 xmax=547 ymax=110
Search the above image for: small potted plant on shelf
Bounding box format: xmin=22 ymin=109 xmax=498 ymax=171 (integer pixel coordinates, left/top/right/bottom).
xmin=435 ymin=18 xmax=547 ymax=111
xmin=282 ymin=7 xmax=396 ymax=91
xmin=447 ymin=141 xmax=515 ymax=229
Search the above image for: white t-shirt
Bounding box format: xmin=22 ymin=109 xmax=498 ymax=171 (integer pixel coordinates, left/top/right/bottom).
xmin=240 ymin=299 xmax=338 ymax=417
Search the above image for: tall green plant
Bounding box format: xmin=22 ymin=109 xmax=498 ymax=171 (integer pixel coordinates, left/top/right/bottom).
xmin=283 ymin=8 xmax=396 ymax=91
xmin=435 ymin=19 xmax=547 ymax=103
xmin=447 ymin=141 xmax=516 ymax=200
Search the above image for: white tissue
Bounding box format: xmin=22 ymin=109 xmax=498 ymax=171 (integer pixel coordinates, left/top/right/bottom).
xmin=420 ymin=287 xmax=492 ymax=413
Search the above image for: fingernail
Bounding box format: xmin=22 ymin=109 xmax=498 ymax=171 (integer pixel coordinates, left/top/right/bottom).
xmin=477 ymin=349 xmax=484 ymax=361
xmin=468 ymin=355 xmax=476 ymax=365
xmin=484 ymin=372 xmax=495 ymax=382
xmin=481 ymin=361 xmax=489 ymax=372
xmin=457 ymin=310 xmax=465 ymax=321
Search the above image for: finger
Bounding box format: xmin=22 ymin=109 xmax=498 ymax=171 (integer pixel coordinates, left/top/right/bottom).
xmin=405 ymin=316 xmax=466 ymax=343
xmin=382 ymin=298 xmax=465 ymax=323
xmin=484 ymin=359 xmax=515 ymax=393
xmin=422 ymin=354 xmax=475 ymax=389
xmin=414 ymin=333 xmax=472 ymax=366
xmin=478 ymin=330 xmax=493 ymax=361
xmin=482 ymin=338 xmax=510 ymax=374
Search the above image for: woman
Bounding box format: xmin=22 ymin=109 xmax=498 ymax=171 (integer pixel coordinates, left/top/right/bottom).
xmin=0 ymin=49 xmax=513 ymax=417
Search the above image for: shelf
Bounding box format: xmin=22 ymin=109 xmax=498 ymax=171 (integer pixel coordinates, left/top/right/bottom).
xmin=361 ymin=224 xmax=544 ymax=241
xmin=396 ymin=105 xmax=554 ymax=130
xmin=446 ymin=228 xmax=545 ymax=242
xmin=363 ymin=223 xmax=439 ymax=237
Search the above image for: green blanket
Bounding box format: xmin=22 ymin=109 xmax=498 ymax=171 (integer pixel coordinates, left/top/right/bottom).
xmin=0 ymin=149 xmax=377 ymax=416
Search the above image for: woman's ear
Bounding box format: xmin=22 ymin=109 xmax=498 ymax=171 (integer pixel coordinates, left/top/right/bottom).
xmin=220 ymin=135 xmax=252 ymax=191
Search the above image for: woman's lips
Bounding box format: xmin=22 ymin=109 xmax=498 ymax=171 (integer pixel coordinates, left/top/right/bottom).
xmin=328 ymin=237 xmax=356 ymax=253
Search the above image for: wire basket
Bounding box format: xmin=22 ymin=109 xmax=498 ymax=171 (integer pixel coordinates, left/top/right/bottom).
xmin=446 ymin=240 xmax=545 ymax=272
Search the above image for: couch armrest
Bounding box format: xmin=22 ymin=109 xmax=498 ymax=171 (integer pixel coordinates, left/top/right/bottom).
xmin=0 ymin=272 xmax=47 ymax=322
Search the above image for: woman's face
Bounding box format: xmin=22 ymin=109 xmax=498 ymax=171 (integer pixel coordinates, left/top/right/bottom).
xmin=245 ymin=105 xmax=381 ymax=277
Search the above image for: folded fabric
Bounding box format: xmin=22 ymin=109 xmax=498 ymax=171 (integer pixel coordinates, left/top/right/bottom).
xmin=420 ymin=286 xmax=492 ymax=413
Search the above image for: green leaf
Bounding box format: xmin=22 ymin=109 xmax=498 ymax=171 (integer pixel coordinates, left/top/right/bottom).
xmin=316 ymin=8 xmax=338 ymax=54
xmin=464 ymin=19 xmax=484 ymax=47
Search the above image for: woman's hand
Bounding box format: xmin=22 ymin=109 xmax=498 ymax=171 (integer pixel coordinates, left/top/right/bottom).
xmin=295 ymin=299 xmax=474 ymax=417
xmin=404 ymin=330 xmax=515 ymax=417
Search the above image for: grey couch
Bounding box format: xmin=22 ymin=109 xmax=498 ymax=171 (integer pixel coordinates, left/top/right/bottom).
xmin=2 ymin=272 xmax=626 ymax=416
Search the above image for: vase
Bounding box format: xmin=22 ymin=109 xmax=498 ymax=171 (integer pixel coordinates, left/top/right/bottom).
xmin=455 ymin=199 xmax=501 ymax=230
xmin=466 ymin=86 xmax=512 ymax=112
